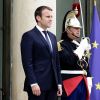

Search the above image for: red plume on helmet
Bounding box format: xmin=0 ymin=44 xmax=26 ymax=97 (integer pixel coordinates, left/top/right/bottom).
xmin=72 ymin=2 xmax=80 ymax=17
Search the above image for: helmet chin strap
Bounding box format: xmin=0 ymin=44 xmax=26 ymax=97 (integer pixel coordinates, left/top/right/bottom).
xmin=67 ymin=28 xmax=80 ymax=38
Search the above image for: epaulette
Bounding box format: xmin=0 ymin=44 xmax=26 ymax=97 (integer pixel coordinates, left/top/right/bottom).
xmin=57 ymin=40 xmax=63 ymax=51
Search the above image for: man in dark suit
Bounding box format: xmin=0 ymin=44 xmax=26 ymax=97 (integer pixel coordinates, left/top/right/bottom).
xmin=20 ymin=6 xmax=62 ymax=100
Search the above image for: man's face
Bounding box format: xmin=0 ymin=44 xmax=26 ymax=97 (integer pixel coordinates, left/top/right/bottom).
xmin=36 ymin=9 xmax=53 ymax=30
xmin=67 ymin=26 xmax=80 ymax=40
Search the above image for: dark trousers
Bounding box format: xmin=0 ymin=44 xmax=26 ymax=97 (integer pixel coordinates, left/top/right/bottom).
xmin=61 ymin=80 xmax=87 ymax=100
xmin=27 ymin=89 xmax=57 ymax=100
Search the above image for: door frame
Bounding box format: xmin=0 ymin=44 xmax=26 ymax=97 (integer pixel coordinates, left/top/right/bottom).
xmin=2 ymin=0 xmax=11 ymax=99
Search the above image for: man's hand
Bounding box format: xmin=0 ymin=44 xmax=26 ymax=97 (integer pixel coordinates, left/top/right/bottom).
xmin=31 ymin=84 xmax=41 ymax=96
xmin=74 ymin=38 xmax=90 ymax=59
xmin=57 ymin=85 xmax=62 ymax=96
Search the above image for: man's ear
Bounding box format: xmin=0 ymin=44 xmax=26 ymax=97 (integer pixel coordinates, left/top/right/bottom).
xmin=36 ymin=16 xmax=41 ymax=22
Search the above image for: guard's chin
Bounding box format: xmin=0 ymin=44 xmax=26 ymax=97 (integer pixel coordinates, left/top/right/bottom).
xmin=76 ymin=34 xmax=80 ymax=38
xmin=76 ymin=36 xmax=80 ymax=38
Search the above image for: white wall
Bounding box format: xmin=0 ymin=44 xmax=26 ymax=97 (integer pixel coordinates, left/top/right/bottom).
xmin=11 ymin=0 xmax=56 ymax=100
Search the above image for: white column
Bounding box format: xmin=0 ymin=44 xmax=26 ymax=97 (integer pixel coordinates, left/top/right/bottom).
xmin=11 ymin=0 xmax=56 ymax=100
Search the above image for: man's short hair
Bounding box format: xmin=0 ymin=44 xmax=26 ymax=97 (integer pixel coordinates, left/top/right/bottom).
xmin=34 ymin=6 xmax=52 ymax=22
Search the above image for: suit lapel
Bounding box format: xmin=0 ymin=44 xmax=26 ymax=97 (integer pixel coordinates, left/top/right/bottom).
xmin=34 ymin=27 xmax=51 ymax=53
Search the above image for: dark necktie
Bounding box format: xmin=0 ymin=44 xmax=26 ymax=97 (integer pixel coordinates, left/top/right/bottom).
xmin=42 ymin=31 xmax=52 ymax=52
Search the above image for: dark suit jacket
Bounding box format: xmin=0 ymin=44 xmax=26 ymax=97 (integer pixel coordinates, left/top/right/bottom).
xmin=21 ymin=26 xmax=61 ymax=92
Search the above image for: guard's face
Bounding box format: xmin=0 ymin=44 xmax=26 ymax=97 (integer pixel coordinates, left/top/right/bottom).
xmin=36 ymin=9 xmax=53 ymax=30
xmin=67 ymin=26 xmax=80 ymax=40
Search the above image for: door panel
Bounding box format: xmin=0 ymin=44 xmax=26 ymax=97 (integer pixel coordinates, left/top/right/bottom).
xmin=0 ymin=0 xmax=3 ymax=99
xmin=0 ymin=30 xmax=3 ymax=100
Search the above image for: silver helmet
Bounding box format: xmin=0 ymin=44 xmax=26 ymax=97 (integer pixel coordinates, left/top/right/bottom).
xmin=65 ymin=11 xmax=82 ymax=29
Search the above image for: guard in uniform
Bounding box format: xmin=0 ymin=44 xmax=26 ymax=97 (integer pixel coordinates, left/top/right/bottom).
xmin=58 ymin=11 xmax=92 ymax=100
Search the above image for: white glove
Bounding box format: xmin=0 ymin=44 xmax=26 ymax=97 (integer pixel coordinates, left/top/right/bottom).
xmin=87 ymin=77 xmax=92 ymax=94
xmin=86 ymin=43 xmax=91 ymax=51
xmin=74 ymin=38 xmax=90 ymax=59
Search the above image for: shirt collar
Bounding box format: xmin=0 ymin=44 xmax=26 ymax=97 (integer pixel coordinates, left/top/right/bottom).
xmin=36 ymin=25 xmax=47 ymax=32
